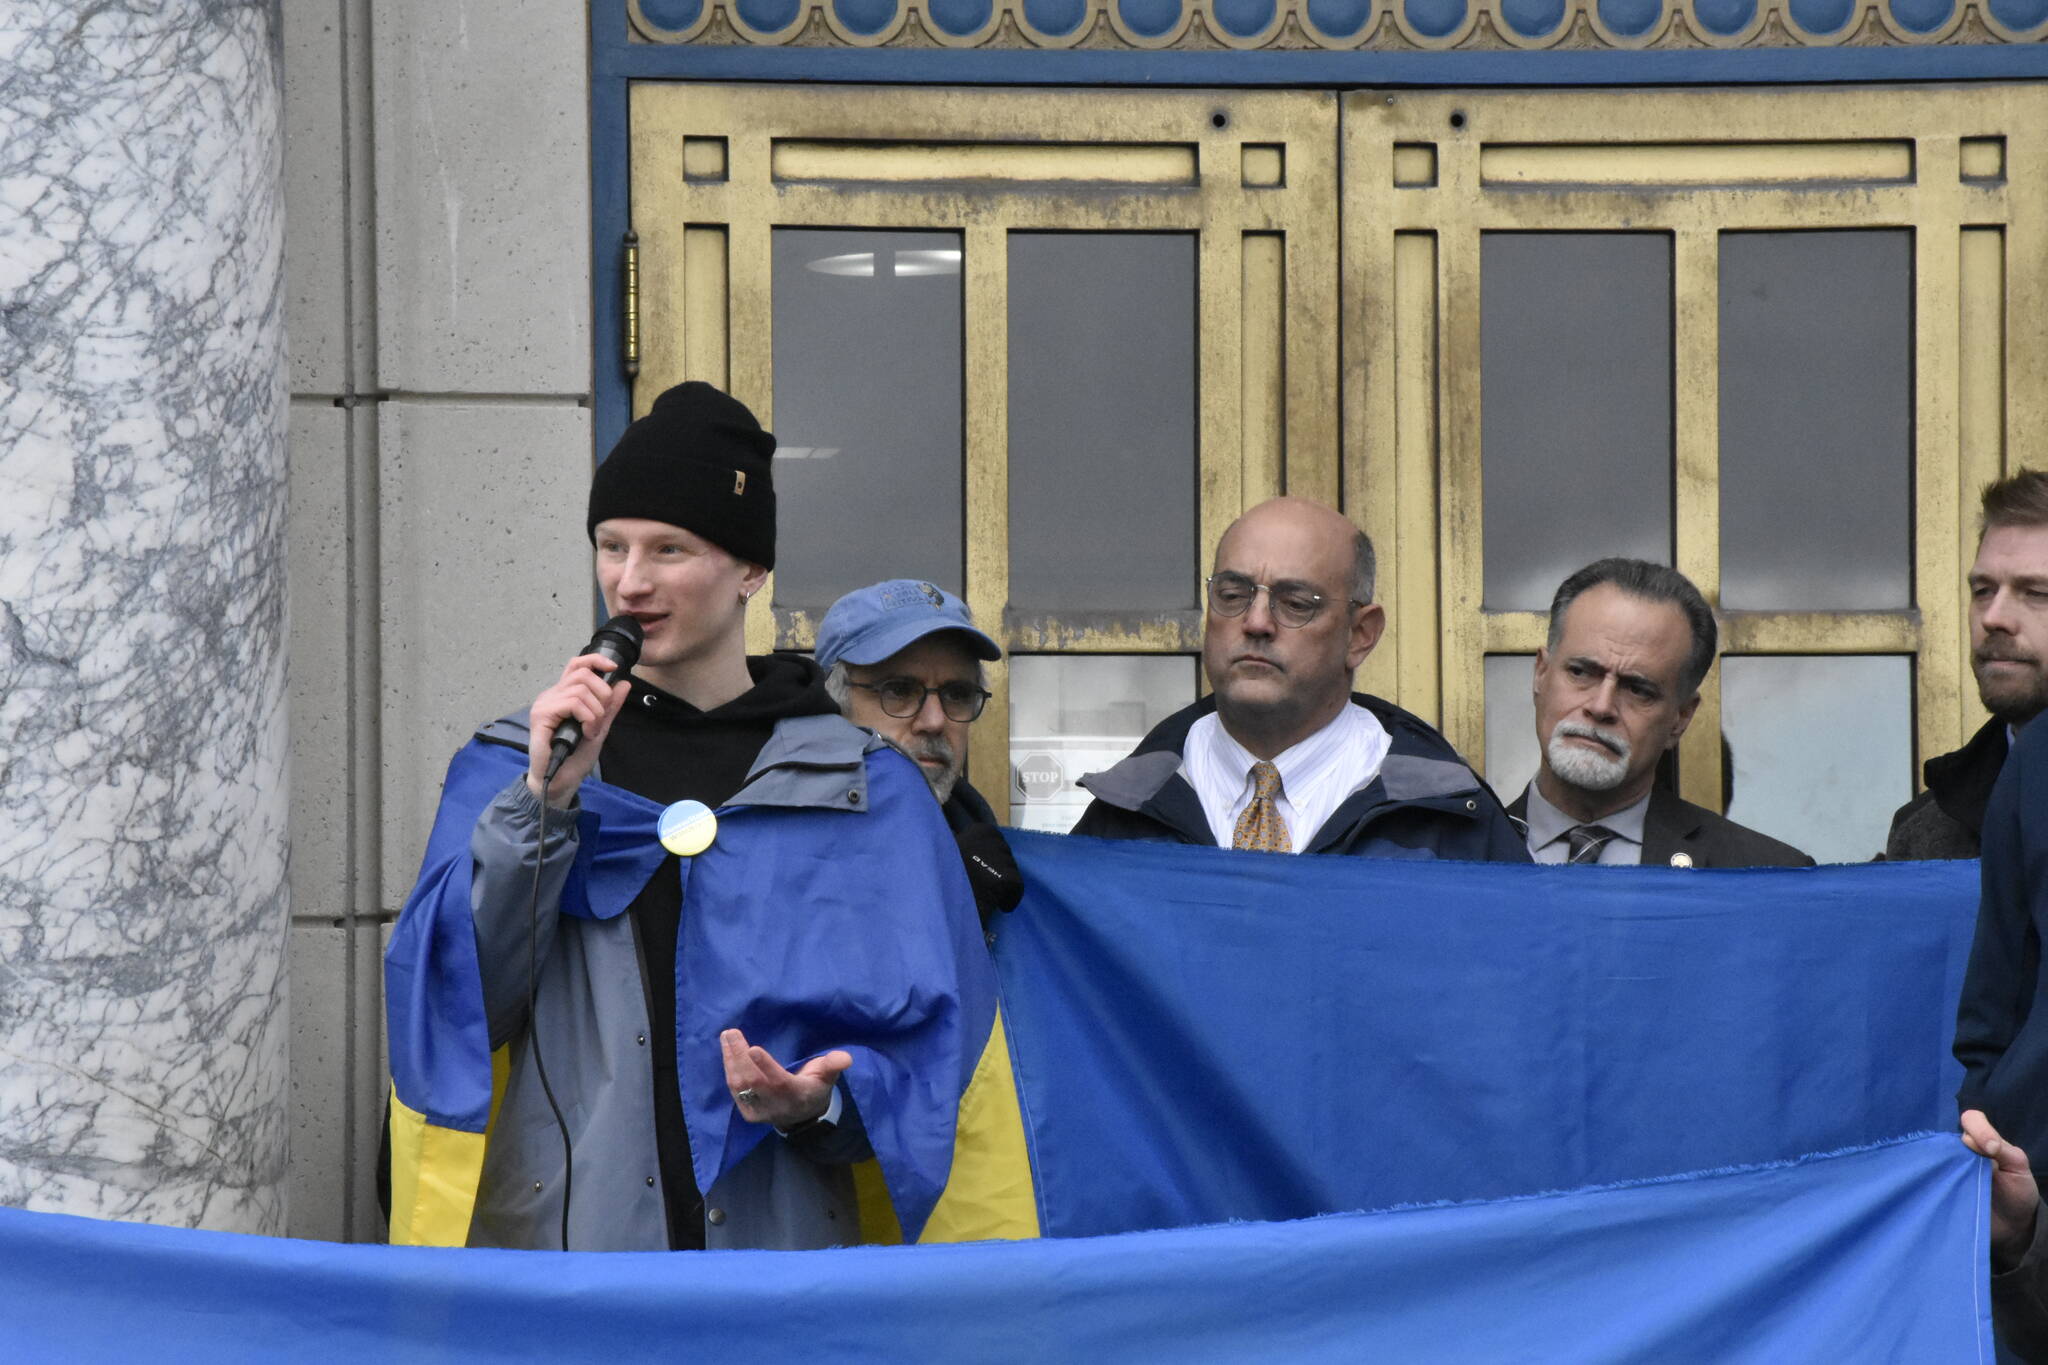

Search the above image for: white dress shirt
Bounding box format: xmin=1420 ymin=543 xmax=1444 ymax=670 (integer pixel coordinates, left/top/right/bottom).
xmin=1182 ymin=703 xmax=1393 ymax=853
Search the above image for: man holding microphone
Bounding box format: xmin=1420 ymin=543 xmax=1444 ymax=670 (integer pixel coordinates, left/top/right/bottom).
xmin=383 ymin=383 xmax=1012 ymax=1251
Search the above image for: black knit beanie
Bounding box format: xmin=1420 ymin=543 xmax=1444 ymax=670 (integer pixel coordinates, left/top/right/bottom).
xmin=587 ymin=382 xmax=778 ymax=569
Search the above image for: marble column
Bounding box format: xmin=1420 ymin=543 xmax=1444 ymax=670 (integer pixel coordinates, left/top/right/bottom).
xmin=0 ymin=1 xmax=291 ymax=1232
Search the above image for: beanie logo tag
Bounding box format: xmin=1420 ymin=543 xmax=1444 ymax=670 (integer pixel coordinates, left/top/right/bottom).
xmin=734 ymin=470 xmax=747 ymax=496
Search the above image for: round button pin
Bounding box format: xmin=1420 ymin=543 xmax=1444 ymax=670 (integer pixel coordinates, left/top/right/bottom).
xmin=658 ymin=799 xmax=718 ymax=857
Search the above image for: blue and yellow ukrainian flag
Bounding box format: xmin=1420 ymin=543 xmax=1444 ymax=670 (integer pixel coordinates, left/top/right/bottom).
xmin=383 ymin=734 xmax=1037 ymax=1248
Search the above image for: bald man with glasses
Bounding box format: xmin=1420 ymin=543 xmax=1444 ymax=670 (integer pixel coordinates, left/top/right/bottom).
xmin=1074 ymin=497 xmax=1528 ymax=862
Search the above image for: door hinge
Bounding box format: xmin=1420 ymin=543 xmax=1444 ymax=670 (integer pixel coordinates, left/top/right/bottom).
xmin=623 ymin=230 xmax=640 ymax=380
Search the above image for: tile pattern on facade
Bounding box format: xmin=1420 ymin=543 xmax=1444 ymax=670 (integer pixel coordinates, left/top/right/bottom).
xmin=0 ymin=0 xmax=291 ymax=1233
xmin=630 ymin=0 xmax=2048 ymax=47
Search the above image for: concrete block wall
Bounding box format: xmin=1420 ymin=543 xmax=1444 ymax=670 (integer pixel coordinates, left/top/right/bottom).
xmin=281 ymin=0 xmax=595 ymax=1241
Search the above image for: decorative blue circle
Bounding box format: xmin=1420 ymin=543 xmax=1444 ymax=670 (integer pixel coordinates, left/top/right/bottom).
xmin=1786 ymin=0 xmax=1854 ymax=30
xmin=1023 ymin=0 xmax=1090 ymax=32
xmin=1887 ymin=0 xmax=1953 ymax=29
xmin=1500 ymin=0 xmax=1566 ymax=35
xmin=833 ymin=0 xmax=899 ymax=32
xmin=1212 ymin=0 xmax=1279 ymax=34
xmin=638 ymin=0 xmax=706 ymax=29
xmin=1595 ymin=0 xmax=1662 ymax=34
xmin=1307 ymin=0 xmax=1373 ymax=34
xmin=1989 ymin=0 xmax=2048 ymax=28
xmin=1116 ymin=0 xmax=1185 ymax=35
xmin=1691 ymin=0 xmax=1755 ymax=31
xmin=928 ymin=0 xmax=994 ymax=32
xmin=734 ymin=0 xmax=803 ymax=30
xmin=1403 ymin=0 xmax=1468 ymax=36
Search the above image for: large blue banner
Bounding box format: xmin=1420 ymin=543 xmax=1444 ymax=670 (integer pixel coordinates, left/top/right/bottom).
xmin=0 ymin=1135 xmax=1987 ymax=1362
xmin=993 ymin=835 xmax=1981 ymax=1236
xmin=0 ymin=840 xmax=1994 ymax=1360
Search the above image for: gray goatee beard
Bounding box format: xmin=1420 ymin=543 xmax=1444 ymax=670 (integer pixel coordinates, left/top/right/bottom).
xmin=893 ymin=735 xmax=961 ymax=805
xmin=1547 ymin=720 xmax=1631 ymax=793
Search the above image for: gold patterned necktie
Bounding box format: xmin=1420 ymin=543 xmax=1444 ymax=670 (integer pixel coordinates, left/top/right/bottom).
xmin=1232 ymin=760 xmax=1293 ymax=853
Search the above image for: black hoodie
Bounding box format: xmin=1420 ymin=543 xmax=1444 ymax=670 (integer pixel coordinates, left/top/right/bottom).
xmin=599 ymin=652 xmax=842 ymax=1249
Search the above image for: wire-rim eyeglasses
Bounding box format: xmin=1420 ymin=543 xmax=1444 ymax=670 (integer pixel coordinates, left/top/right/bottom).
xmin=1204 ymin=572 xmax=1365 ymax=629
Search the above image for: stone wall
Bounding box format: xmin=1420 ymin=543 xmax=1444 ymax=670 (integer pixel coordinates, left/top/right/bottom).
xmin=280 ymin=0 xmax=594 ymax=1240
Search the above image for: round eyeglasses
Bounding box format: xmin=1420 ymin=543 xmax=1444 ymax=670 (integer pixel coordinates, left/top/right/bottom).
xmin=847 ymin=678 xmax=992 ymax=723
xmin=1204 ymin=573 xmax=1362 ymax=629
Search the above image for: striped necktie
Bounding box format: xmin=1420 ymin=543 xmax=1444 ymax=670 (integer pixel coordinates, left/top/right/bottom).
xmin=1232 ymin=760 xmax=1293 ymax=853
xmin=1566 ymin=823 xmax=1617 ymax=865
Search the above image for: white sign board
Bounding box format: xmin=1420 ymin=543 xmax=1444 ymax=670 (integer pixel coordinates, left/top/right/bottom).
xmin=1006 ymin=736 xmax=1141 ymax=834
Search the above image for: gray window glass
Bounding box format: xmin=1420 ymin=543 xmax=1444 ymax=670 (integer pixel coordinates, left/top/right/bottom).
xmin=1008 ymin=654 xmax=1198 ymax=833
xmin=1718 ymin=231 xmax=1912 ymax=610
xmin=1008 ymin=234 xmax=1197 ymax=612
xmin=1481 ymin=233 xmax=1674 ymax=612
xmin=1719 ymin=655 xmax=1912 ymax=864
xmin=771 ymin=229 xmax=964 ymax=613
xmin=1483 ymin=654 xmax=1539 ymax=796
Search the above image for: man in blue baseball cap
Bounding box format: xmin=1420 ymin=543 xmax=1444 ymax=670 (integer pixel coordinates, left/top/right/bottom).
xmin=817 ymin=580 xmax=1022 ymax=922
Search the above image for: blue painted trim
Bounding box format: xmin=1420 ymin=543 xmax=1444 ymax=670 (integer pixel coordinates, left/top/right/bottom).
xmin=593 ymin=2 xmax=634 ymax=463
xmin=592 ymin=39 xmax=2048 ymax=85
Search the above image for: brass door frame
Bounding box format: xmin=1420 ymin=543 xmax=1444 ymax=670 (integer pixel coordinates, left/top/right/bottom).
xmin=628 ymin=80 xmax=2042 ymax=823
xmin=630 ymin=83 xmax=1341 ymax=818
xmin=1344 ymin=84 xmax=2045 ymax=809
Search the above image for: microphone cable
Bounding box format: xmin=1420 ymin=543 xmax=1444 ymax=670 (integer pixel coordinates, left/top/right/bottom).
xmin=527 ymin=790 xmax=575 ymax=1252
xmin=521 ymin=615 xmax=643 ymax=1253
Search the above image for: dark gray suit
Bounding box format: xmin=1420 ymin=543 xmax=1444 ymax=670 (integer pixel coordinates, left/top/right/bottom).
xmin=1507 ymin=785 xmax=1815 ymax=868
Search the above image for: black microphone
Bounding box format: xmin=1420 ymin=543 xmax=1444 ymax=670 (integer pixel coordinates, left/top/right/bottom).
xmin=543 ymin=615 xmax=644 ymax=781
xmin=956 ymin=824 xmax=1025 ymax=928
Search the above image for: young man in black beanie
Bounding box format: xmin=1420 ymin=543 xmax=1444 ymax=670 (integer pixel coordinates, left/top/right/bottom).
xmin=385 ymin=383 xmax=1003 ymax=1251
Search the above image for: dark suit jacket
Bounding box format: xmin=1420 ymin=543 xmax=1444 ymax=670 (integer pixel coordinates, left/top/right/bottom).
xmin=1956 ymin=718 xmax=2048 ymax=1360
xmin=1957 ymin=716 xmax=2048 ymax=1160
xmin=1506 ymin=784 xmax=1815 ymax=868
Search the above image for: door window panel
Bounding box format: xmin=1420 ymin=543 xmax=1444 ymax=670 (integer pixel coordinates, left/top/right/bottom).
xmin=1008 ymin=654 xmax=1198 ymax=833
xmin=1007 ymin=233 xmax=1198 ymax=613
xmin=771 ymin=228 xmax=965 ymax=613
xmin=1720 ymin=655 xmax=1912 ymax=864
xmin=1483 ymin=654 xmax=1540 ymax=797
xmin=1718 ymin=230 xmax=1913 ymax=611
xmin=1481 ymin=232 xmax=1675 ymax=612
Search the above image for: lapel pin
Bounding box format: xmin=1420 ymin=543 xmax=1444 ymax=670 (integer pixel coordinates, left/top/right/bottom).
xmin=659 ymin=799 xmax=718 ymax=857
xmin=1669 ymin=851 xmax=1694 ymax=868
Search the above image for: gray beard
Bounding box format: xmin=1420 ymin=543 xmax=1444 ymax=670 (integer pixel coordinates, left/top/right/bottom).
xmin=1547 ymin=722 xmax=1631 ymax=793
xmin=889 ymin=735 xmax=961 ymax=805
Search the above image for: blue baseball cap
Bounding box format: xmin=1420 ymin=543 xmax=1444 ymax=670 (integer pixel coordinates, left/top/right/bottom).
xmin=814 ymin=579 xmax=1002 ymax=672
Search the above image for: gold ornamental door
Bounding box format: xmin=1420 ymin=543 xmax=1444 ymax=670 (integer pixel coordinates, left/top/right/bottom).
xmin=629 ymin=80 xmax=2048 ymax=858
xmin=629 ymin=83 xmax=1339 ymax=826
xmin=1346 ymin=85 xmax=2047 ymax=860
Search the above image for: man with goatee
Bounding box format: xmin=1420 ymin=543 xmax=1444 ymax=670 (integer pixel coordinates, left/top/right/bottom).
xmin=1506 ymin=558 xmax=1811 ymax=869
